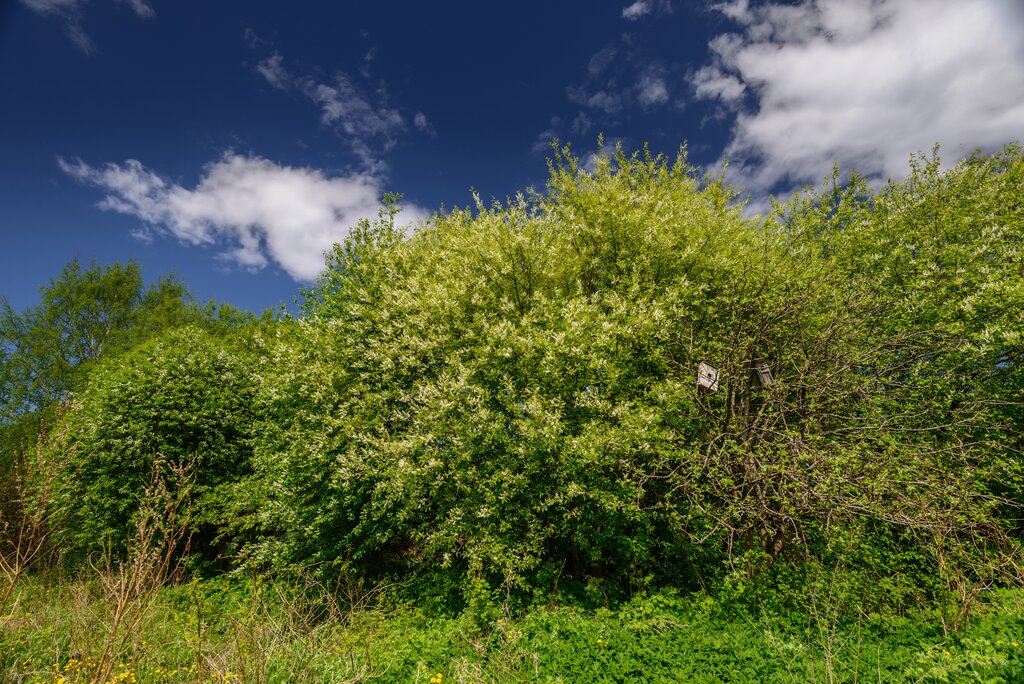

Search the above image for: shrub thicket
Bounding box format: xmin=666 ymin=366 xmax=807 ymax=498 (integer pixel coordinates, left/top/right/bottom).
xmin=7 ymin=143 xmax=1020 ymax=620
xmin=242 ymin=144 xmax=1024 ymax=613
xmin=48 ymin=325 xmax=260 ymax=567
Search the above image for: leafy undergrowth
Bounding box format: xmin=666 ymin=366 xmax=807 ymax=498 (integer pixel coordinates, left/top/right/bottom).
xmin=3 ymin=576 xmax=1024 ymax=683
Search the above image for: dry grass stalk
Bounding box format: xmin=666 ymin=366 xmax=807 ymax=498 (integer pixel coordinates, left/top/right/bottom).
xmin=0 ymin=419 xmax=63 ymax=625
xmin=73 ymin=459 xmax=192 ymax=684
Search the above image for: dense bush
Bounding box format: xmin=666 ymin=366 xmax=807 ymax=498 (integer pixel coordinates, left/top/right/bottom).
xmin=244 ymin=144 xmax=1023 ymax=613
xmin=3 ymin=143 xmax=1019 ymax=627
xmin=49 ymin=325 xmax=260 ymax=566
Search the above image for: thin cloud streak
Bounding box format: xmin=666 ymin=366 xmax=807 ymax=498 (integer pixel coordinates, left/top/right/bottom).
xmin=20 ymin=0 xmax=155 ymax=52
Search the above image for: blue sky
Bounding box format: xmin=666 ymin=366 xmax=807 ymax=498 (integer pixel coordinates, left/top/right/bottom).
xmin=2 ymin=0 xmax=1022 ymax=313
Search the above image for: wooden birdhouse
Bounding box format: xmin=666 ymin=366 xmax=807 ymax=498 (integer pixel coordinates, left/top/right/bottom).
xmin=749 ymin=358 xmax=774 ymax=388
xmin=697 ymin=361 xmax=720 ymax=394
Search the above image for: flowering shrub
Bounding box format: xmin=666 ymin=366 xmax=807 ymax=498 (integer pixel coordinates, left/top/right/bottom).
xmin=248 ymin=144 xmax=1024 ymax=610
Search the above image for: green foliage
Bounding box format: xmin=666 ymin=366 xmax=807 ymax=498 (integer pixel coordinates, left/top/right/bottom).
xmin=0 ymin=258 xmax=197 ymax=424
xmin=4 ymin=143 xmax=1023 ymax=658
xmin=49 ymin=325 xmax=260 ymax=566
xmin=247 ymin=142 xmax=1024 ymax=611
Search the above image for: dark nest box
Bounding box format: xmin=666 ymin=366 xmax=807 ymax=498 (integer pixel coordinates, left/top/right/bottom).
xmin=748 ymin=358 xmax=774 ymax=388
xmin=697 ymin=361 xmax=720 ymax=394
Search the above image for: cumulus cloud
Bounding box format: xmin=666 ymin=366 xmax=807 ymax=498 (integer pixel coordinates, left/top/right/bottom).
xmin=59 ymin=154 xmax=428 ymax=281
xmin=696 ymin=0 xmax=1024 ymax=193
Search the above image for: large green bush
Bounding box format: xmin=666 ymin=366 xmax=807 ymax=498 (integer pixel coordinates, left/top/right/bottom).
xmin=50 ymin=325 xmax=260 ymax=566
xmin=246 ymin=144 xmax=1023 ymax=612
xmin=19 ymin=143 xmax=1019 ymax=621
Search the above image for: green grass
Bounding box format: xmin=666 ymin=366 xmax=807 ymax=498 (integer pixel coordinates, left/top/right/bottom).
xmin=4 ymin=575 xmax=1024 ymax=683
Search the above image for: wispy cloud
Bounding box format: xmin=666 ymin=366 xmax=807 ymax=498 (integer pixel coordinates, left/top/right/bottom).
xmin=115 ymin=0 xmax=153 ymax=18
xmin=621 ymin=0 xmax=672 ymax=21
xmin=532 ymin=116 xmax=563 ymax=156
xmin=20 ymin=0 xmax=154 ymax=53
xmin=691 ymin=64 xmax=744 ymax=104
xmin=21 ymin=0 xmax=80 ymax=11
xmin=413 ymin=111 xmax=436 ymax=136
xmin=567 ymin=85 xmax=626 ymax=115
xmin=696 ymin=0 xmax=1024 ymax=194
xmin=59 ymin=154 xmax=428 ymax=281
xmin=583 ymin=137 xmax=631 ymax=172
xmin=254 ymin=52 xmax=290 ymax=90
xmin=251 ymin=47 xmax=429 ymax=171
xmin=565 ymin=36 xmax=679 ymax=117
xmin=637 ymin=71 xmax=669 ymax=108
xmin=21 ymin=0 xmax=92 ymax=53
xmin=540 ymin=34 xmax=680 ymax=151
xmin=622 ymin=1 xmax=651 ymax=20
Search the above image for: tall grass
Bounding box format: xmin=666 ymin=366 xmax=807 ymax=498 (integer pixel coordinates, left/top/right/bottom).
xmin=4 ymin=570 xmax=1024 ymax=682
xmin=3 ymin=451 xmax=1023 ymax=682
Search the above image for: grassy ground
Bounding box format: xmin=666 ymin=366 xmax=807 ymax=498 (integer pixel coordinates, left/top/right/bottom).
xmin=4 ymin=573 xmax=1024 ymax=683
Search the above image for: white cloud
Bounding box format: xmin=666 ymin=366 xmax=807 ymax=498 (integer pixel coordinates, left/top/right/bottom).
xmin=116 ymin=0 xmax=153 ymax=18
xmin=255 ymin=53 xmax=290 ymax=90
xmin=637 ymin=73 xmax=669 ymax=107
xmin=302 ymin=73 xmax=405 ymax=168
xmin=564 ymin=35 xmax=679 ymax=124
xmin=307 ymin=75 xmax=403 ymax=138
xmin=243 ymin=27 xmax=273 ymax=50
xmin=59 ymin=154 xmax=428 ymax=282
xmin=698 ymin=0 xmax=1024 ymax=193
xmin=583 ymin=138 xmax=630 ymax=172
xmin=413 ymin=111 xmax=436 ymax=136
xmin=622 ymin=1 xmax=651 ymax=20
xmin=21 ymin=0 xmax=154 ymax=52
xmin=571 ymin=112 xmax=592 ymax=135
xmin=540 ymin=34 xmax=679 ymax=156
xmin=532 ymin=117 xmax=563 ymax=156
xmin=252 ymin=52 xmax=427 ymax=170
xmin=20 ymin=0 xmax=92 ymax=53
xmin=21 ymin=0 xmax=80 ymax=12
xmin=622 ymin=0 xmax=672 ymax=21
xmin=588 ymin=45 xmax=618 ymax=76
xmin=691 ymin=65 xmax=745 ymax=104
xmin=568 ymin=86 xmax=626 ymax=114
